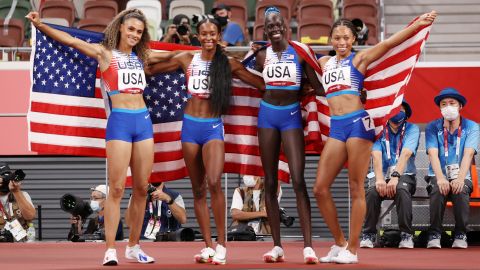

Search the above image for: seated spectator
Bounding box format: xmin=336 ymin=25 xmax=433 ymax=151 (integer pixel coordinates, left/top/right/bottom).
xmin=211 ymin=3 xmax=245 ymax=46
xmin=230 ymin=175 xmax=282 ymax=234
xmin=0 ymin=163 xmax=36 ymax=242
xmin=68 ymin=184 xmax=123 ymax=241
xmin=161 ymin=14 xmax=200 ymax=46
xmin=360 ymin=100 xmax=420 ymax=249
xmin=126 ymin=182 xmax=187 ymax=240
xmin=425 ymin=88 xmax=479 ymax=249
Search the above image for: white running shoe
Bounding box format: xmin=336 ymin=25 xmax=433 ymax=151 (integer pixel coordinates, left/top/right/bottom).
xmin=398 ymin=232 xmax=414 ymax=249
xmin=103 ymin=248 xmax=118 ymax=266
xmin=452 ymin=234 xmax=468 ymax=249
xmin=360 ymin=233 xmax=375 ymax=248
xmin=194 ymin=247 xmax=215 ymax=263
xmin=303 ymin=247 xmax=318 ymax=264
xmin=319 ymin=244 xmax=347 ymax=263
xmin=125 ymin=244 xmax=155 ymax=264
xmin=263 ymin=246 xmax=285 ymax=263
xmin=427 ymin=233 xmax=441 ymax=249
xmin=332 ymin=249 xmax=358 ymax=264
xmin=212 ymin=244 xmax=227 ymax=265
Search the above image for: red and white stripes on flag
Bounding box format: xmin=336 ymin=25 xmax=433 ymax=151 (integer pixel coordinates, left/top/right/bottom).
xmin=302 ymin=19 xmax=433 ymax=151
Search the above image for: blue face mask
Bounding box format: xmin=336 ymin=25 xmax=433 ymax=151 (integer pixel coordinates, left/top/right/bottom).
xmin=390 ymin=111 xmax=406 ymax=124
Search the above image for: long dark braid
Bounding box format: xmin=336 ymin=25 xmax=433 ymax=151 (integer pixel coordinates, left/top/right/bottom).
xmin=197 ymin=18 xmax=232 ymax=117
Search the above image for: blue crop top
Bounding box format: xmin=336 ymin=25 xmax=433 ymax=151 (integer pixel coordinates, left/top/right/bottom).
xmin=322 ymin=53 xmax=364 ymax=99
xmin=262 ymin=45 xmax=302 ymax=91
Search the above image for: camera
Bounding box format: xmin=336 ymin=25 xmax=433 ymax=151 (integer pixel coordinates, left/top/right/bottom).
xmin=60 ymin=193 xmax=93 ymax=220
xmin=177 ymin=24 xmax=189 ymax=36
xmin=0 ymin=166 xmax=26 ymax=193
xmin=147 ymin=184 xmax=157 ymax=195
xmin=279 ymin=207 xmax=295 ymax=227
xmin=351 ymin=18 xmax=369 ymax=45
xmin=155 ymin=227 xmax=195 ymax=242
xmin=0 ymin=229 xmax=14 ymax=243
xmin=1 ymin=169 xmax=25 ymax=183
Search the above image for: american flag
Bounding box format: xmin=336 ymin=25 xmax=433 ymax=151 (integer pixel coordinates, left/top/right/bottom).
xmin=28 ymin=25 xmax=107 ymax=156
xmin=301 ymin=18 xmax=433 ymax=148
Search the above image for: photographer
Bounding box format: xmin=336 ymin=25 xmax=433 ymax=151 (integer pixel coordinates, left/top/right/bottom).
xmin=230 ymin=175 xmax=283 ymax=235
xmin=67 ymin=185 xmax=123 ymax=241
xmin=160 ymin=14 xmax=200 ymax=46
xmin=211 ymin=3 xmax=245 ymax=46
xmin=125 ymin=182 xmax=187 ymax=240
xmin=0 ymin=163 xmax=35 ymax=242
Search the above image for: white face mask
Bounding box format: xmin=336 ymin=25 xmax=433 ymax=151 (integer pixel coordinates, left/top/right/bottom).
xmin=90 ymin=200 xmax=101 ymax=212
xmin=441 ymin=105 xmax=459 ymax=121
xmin=243 ymin=175 xmax=257 ymax=187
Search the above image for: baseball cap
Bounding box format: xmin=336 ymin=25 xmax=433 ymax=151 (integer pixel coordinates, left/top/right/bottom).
xmin=91 ymin=184 xmax=107 ymax=196
xmin=211 ymin=3 xmax=230 ymax=14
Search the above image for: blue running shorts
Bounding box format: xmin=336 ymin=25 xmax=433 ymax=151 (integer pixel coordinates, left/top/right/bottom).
xmin=329 ymin=110 xmax=375 ymax=142
xmin=258 ymin=100 xmax=302 ymax=131
xmin=105 ymin=107 xmax=153 ymax=142
xmin=181 ymin=114 xmax=224 ymax=145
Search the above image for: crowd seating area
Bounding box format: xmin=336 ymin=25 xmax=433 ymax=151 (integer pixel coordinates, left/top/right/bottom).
xmin=0 ymin=0 xmax=381 ymax=48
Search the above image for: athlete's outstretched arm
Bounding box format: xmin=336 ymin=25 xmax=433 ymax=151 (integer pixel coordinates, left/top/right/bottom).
xmin=356 ymin=11 xmax=437 ymax=71
xmin=145 ymin=51 xmax=192 ymax=75
xmin=26 ymin=12 xmax=106 ymax=63
xmin=229 ymin=58 xmax=265 ymax=91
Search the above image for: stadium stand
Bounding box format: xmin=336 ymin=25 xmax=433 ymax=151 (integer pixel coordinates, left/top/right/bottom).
xmin=168 ymin=0 xmax=205 ymax=20
xmin=298 ymin=0 xmax=334 ymax=21
xmin=83 ymin=0 xmax=118 ymax=21
xmin=77 ymin=18 xmax=111 ymax=33
xmin=39 ymin=0 xmax=76 ymax=27
xmin=126 ymin=0 xmax=162 ymax=40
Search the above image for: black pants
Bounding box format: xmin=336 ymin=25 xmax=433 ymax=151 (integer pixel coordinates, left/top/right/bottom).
xmin=363 ymin=175 xmax=417 ymax=235
xmin=425 ymin=176 xmax=472 ymax=236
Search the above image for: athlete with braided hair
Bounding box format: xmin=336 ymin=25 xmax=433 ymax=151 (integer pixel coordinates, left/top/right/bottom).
xmin=148 ymin=18 xmax=265 ymax=265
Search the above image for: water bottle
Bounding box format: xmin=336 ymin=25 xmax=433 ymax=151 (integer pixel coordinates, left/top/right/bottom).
xmin=26 ymin=223 xmax=35 ymax=242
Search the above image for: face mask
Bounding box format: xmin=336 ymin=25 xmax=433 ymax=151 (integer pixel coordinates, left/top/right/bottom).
xmin=441 ymin=105 xmax=459 ymax=121
xmin=215 ymin=15 xmax=228 ymax=27
xmin=389 ymin=111 xmax=406 ymax=124
xmin=0 ymin=179 xmax=9 ymax=193
xmin=243 ymin=175 xmax=257 ymax=187
xmin=90 ymin=200 xmax=101 ymax=212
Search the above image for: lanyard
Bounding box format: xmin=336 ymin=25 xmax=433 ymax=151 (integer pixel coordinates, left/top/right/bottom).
xmin=385 ymin=123 xmax=406 ymax=164
xmin=443 ymin=123 xmax=462 ymax=162
xmin=0 ymin=200 xmax=11 ymax=220
xmin=148 ymin=201 xmax=161 ymax=219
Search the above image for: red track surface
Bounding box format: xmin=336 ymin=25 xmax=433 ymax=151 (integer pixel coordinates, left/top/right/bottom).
xmin=1 ymin=241 xmax=478 ymax=269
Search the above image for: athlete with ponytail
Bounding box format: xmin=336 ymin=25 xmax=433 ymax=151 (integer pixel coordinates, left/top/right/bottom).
xmin=313 ymin=11 xmax=437 ymax=264
xmin=148 ymin=18 xmax=265 ymax=265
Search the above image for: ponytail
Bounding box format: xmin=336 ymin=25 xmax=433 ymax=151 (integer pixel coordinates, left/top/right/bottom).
xmin=209 ymin=44 xmax=232 ymax=117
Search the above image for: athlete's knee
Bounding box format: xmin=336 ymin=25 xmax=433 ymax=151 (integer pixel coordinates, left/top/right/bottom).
xmin=313 ymin=183 xmax=330 ymax=198
xmin=132 ymin=184 xmax=148 ymax=197
xmin=109 ymin=185 xmax=125 ymax=199
xmin=349 ymin=181 xmax=365 ymax=199
xmin=292 ymin=178 xmax=307 ymax=193
xmin=192 ymin=185 xmax=207 ymax=200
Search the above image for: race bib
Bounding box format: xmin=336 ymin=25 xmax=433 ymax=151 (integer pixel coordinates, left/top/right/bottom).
xmin=5 ymin=219 xmax=27 ymax=241
xmin=118 ymin=69 xmax=146 ymax=91
xmin=446 ymin=163 xmax=460 ymax=181
xmin=144 ymin=218 xmax=160 ymax=240
xmin=323 ymin=66 xmax=351 ymax=92
xmin=361 ymin=115 xmax=375 ymax=131
xmin=263 ymin=62 xmax=297 ymax=87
